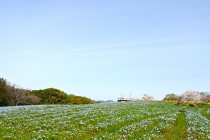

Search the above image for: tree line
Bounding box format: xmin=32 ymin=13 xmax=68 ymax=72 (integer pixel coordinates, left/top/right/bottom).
xmin=163 ymin=90 xmax=210 ymax=103
xmin=0 ymin=78 xmax=93 ymax=106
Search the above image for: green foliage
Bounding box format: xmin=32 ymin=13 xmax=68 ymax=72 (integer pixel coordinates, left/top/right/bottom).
xmin=31 ymin=88 xmax=69 ymax=104
xmin=163 ymin=93 xmax=179 ymax=101
xmin=0 ymin=77 xmax=93 ymax=106
xmin=30 ymin=88 xmax=93 ymax=105
xmin=196 ymin=102 xmax=210 ymax=107
xmin=161 ymin=110 xmax=187 ymax=139
xmin=68 ymin=94 xmax=93 ymax=104
xmin=0 ymin=78 xmax=7 ymax=106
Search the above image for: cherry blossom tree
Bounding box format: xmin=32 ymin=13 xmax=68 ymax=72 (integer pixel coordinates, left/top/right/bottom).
xmin=180 ymin=90 xmax=201 ymax=102
xmin=142 ymin=94 xmax=154 ymax=100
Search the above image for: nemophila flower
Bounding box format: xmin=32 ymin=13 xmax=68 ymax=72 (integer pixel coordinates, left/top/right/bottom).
xmin=0 ymin=102 xmax=209 ymax=139
xmin=186 ymin=109 xmax=210 ymax=139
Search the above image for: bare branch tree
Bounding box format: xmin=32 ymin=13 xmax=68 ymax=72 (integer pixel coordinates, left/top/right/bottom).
xmin=6 ymin=84 xmax=29 ymax=106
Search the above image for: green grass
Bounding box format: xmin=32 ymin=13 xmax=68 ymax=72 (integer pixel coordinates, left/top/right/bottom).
xmin=159 ymin=109 xmax=187 ymax=140
xmin=200 ymin=106 xmax=210 ymax=121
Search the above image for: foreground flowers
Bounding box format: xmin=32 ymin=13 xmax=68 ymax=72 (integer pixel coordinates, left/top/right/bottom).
xmin=0 ymin=102 xmax=209 ymax=139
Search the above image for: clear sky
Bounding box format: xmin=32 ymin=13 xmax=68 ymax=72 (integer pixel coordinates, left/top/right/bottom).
xmin=0 ymin=0 xmax=210 ymax=101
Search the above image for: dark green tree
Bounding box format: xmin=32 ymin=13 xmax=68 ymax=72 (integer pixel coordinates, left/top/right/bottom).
xmin=31 ymin=88 xmax=68 ymax=104
xmin=163 ymin=93 xmax=179 ymax=101
xmin=68 ymin=94 xmax=93 ymax=104
xmin=0 ymin=78 xmax=7 ymax=106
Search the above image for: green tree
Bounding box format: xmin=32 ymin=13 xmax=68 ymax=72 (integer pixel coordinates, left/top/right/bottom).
xmin=0 ymin=78 xmax=7 ymax=106
xmin=31 ymin=88 xmax=68 ymax=104
xmin=68 ymin=94 xmax=93 ymax=104
xmin=1 ymin=77 xmax=93 ymax=105
xmin=163 ymin=93 xmax=179 ymax=101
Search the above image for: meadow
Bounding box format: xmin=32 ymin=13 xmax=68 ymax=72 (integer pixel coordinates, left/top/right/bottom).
xmin=0 ymin=102 xmax=209 ymax=140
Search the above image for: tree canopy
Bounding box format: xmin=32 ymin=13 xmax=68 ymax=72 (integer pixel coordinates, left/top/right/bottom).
xmin=0 ymin=77 xmax=93 ymax=106
xmin=0 ymin=78 xmax=7 ymax=106
xmin=163 ymin=93 xmax=179 ymax=101
xmin=163 ymin=91 xmax=210 ymax=103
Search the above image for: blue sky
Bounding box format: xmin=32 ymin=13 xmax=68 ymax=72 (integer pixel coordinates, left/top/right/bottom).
xmin=0 ymin=0 xmax=210 ymax=100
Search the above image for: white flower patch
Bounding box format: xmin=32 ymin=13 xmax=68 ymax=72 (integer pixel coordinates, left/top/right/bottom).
xmin=186 ymin=108 xmax=210 ymax=140
xmin=1 ymin=102 xmax=209 ymax=139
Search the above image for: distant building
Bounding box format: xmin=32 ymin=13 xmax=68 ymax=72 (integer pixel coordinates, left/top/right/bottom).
xmin=117 ymin=97 xmax=131 ymax=102
xmin=118 ymin=93 xmax=132 ymax=102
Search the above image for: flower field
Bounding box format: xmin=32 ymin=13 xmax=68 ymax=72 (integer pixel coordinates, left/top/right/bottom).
xmin=0 ymin=102 xmax=209 ymax=140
